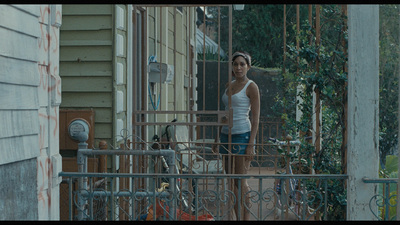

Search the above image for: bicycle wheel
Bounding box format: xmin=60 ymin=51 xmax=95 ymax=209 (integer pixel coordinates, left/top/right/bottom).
xmin=176 ymin=175 xmax=198 ymax=213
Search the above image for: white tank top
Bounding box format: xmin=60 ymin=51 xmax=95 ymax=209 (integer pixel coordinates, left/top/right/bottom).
xmin=221 ymin=80 xmax=253 ymax=134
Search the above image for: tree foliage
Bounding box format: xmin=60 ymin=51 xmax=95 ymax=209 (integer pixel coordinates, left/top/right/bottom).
xmin=208 ymin=5 xmax=310 ymax=68
xmin=273 ymin=5 xmax=348 ymax=220
xmin=206 ymin=4 xmax=399 ymax=220
xmin=379 ymin=5 xmax=399 ymax=166
xmin=273 ymin=4 xmax=399 ymax=220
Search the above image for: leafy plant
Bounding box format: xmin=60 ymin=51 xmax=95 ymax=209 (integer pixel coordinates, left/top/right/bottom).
xmin=205 ymin=4 xmax=399 ymax=221
xmin=378 ymin=5 xmax=399 ymax=166
xmin=378 ymin=155 xmax=398 ymax=220
xmin=272 ymin=5 xmax=348 ymax=220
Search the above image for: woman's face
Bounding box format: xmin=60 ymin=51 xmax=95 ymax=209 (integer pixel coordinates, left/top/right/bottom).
xmin=232 ymin=56 xmax=250 ymax=78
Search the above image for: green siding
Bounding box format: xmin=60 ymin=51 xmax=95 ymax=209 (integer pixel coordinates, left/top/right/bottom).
xmin=94 ymin=108 xmax=112 ymax=123
xmin=60 ymin=4 xmax=114 ymax=143
xmin=59 ymin=62 xmax=112 ymax=76
xmin=61 ymin=30 xmax=112 ymax=43
xmin=62 ymin=4 xmax=113 ymax=15
xmin=61 ymin=93 xmax=112 ymax=108
xmin=60 ymin=46 xmax=113 ymax=61
xmin=94 ymin=123 xmax=112 ymax=139
xmin=62 ymin=77 xmax=112 ymax=92
xmin=61 ymin=15 xmax=113 ymax=30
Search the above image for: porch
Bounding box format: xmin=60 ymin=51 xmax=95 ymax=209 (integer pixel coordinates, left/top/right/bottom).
xmin=58 ymin=128 xmax=393 ymax=221
xmin=57 ymin=4 xmax=395 ymax=221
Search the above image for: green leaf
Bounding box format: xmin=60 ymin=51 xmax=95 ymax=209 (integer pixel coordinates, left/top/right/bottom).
xmin=385 ymin=155 xmax=398 ymax=175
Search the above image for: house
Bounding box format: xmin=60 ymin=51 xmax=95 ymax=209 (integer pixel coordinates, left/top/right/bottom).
xmin=59 ymin=5 xmax=199 ymax=151
xmin=58 ymin=4 xmax=200 ymax=220
xmin=0 ymin=4 xmax=62 ymax=220
xmin=0 ymin=4 xmax=200 ymax=220
xmin=0 ymin=4 xmax=382 ymax=221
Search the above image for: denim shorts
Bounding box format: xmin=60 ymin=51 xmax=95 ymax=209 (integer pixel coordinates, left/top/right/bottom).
xmin=219 ymin=131 xmax=252 ymax=155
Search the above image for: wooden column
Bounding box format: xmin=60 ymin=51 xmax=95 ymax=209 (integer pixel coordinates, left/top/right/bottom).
xmin=347 ymin=5 xmax=379 ymax=220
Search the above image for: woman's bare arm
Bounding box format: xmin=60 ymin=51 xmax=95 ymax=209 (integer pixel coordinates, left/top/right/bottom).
xmin=246 ymin=82 xmax=260 ymax=160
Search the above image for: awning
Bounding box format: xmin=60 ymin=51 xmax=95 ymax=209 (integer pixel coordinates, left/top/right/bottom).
xmin=196 ymin=28 xmax=227 ymax=60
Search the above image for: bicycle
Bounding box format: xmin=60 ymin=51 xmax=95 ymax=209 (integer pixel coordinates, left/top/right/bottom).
xmin=151 ymin=134 xmax=197 ymax=214
xmin=268 ymin=137 xmax=319 ymax=220
xmin=136 ymin=135 xmax=211 ymax=220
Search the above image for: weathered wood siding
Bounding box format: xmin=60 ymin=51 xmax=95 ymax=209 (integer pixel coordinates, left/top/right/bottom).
xmin=0 ymin=8 xmax=40 ymax=219
xmin=0 ymin=4 xmax=40 ymax=165
xmin=0 ymin=4 xmax=62 ymax=220
xmin=60 ymin=4 xmax=115 ymax=146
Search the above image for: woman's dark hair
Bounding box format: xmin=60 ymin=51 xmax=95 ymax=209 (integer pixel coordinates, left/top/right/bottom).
xmin=232 ymin=51 xmax=251 ymax=66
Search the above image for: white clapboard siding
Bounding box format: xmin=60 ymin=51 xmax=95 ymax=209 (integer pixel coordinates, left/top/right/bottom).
xmin=0 ymin=135 xmax=39 ymax=165
xmin=0 ymin=5 xmax=40 ymax=38
xmin=11 ymin=4 xmax=40 ymax=17
xmin=0 ymin=83 xmax=39 ymax=110
xmin=0 ymin=110 xmax=39 ymax=139
xmin=0 ymin=28 xmax=39 ymax=62
xmin=0 ymin=56 xmax=40 ymax=86
xmin=0 ymin=4 xmax=40 ymax=167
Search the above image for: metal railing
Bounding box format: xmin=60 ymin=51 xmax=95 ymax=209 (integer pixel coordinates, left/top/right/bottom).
xmin=59 ymin=130 xmax=351 ymax=221
xmin=59 ymin=170 xmax=348 ymax=221
xmin=362 ymin=177 xmax=398 ymax=221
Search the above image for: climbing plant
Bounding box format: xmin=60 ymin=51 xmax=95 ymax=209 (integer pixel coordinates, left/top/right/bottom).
xmin=378 ymin=4 xmax=399 ymax=167
xmin=272 ymin=5 xmax=348 ymax=220
xmin=204 ymin=4 xmax=398 ymax=220
xmin=273 ymin=4 xmax=400 ymax=220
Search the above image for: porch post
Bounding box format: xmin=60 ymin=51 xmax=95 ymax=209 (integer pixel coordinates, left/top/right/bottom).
xmin=77 ymin=133 xmax=89 ymax=220
xmin=347 ymin=5 xmax=379 ymax=220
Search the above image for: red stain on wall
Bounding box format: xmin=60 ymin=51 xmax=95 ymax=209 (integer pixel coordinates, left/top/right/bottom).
xmin=38 ymin=6 xmax=50 ymax=52
xmin=38 ymin=63 xmax=48 ymax=91
xmin=37 ymin=158 xmax=53 ymax=208
xmin=37 ymin=5 xmax=62 ymax=218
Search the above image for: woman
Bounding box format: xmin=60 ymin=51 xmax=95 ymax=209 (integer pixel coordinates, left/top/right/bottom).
xmin=213 ymin=51 xmax=260 ymax=220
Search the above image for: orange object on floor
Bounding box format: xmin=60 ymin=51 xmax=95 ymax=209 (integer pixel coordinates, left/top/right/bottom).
xmin=147 ymin=198 xmax=214 ymax=221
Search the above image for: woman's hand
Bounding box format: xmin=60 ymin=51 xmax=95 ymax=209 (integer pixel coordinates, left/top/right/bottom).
xmin=221 ymin=114 xmax=229 ymax=124
xmin=212 ymin=143 xmax=218 ymax=154
xmin=245 ymin=145 xmax=255 ymax=161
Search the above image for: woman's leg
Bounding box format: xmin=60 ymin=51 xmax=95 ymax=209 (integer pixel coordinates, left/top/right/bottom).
xmin=223 ymin=154 xmax=236 ymax=220
xmin=221 ymin=133 xmax=252 ymax=220
xmin=233 ymin=155 xmax=252 ymax=220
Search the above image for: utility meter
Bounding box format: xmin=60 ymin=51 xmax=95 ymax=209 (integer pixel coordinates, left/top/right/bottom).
xmin=68 ymin=119 xmax=90 ymax=142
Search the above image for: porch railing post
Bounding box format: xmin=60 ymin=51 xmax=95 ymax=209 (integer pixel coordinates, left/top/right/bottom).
xmin=77 ymin=132 xmax=89 ymax=220
xmin=164 ymin=149 xmax=176 ymax=220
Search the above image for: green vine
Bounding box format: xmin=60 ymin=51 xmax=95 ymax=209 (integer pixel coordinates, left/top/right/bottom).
xmin=272 ymin=5 xmax=348 ymax=220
